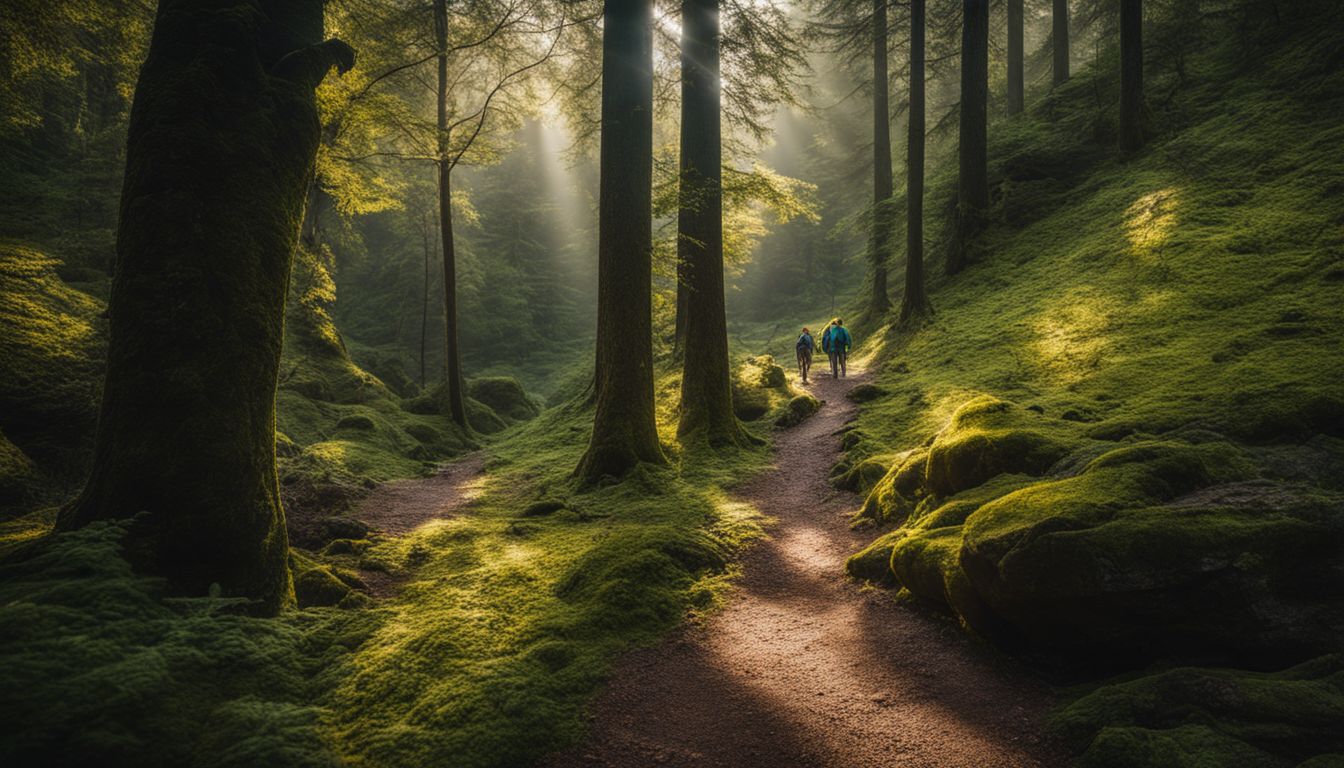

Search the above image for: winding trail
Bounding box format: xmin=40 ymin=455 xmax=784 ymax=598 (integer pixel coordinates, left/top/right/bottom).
xmin=547 ymin=370 xmax=1065 ymax=768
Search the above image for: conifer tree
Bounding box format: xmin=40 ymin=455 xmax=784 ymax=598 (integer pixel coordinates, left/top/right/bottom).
xmin=948 ymin=0 xmax=988 ymax=275
xmin=1053 ymin=0 xmax=1070 ymax=86
xmin=576 ymin=0 xmax=666 ymax=482
xmin=900 ymin=0 xmax=932 ymax=321
xmin=678 ymin=0 xmax=749 ymax=446
xmin=1119 ymin=0 xmax=1145 ymax=153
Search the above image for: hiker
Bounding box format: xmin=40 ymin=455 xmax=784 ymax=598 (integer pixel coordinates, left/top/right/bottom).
xmin=822 ymin=318 xmax=852 ymax=378
xmin=795 ymin=327 xmax=816 ymax=384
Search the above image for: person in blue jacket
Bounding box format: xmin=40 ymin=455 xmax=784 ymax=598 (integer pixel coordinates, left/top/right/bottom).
xmin=822 ymin=318 xmax=852 ymax=378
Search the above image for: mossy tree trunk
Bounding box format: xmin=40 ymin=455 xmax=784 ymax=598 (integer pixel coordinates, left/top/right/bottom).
xmin=1053 ymin=0 xmax=1070 ymax=86
xmin=677 ymin=0 xmax=747 ymax=447
xmin=1119 ymin=0 xmax=1145 ymax=154
xmin=900 ymin=0 xmax=932 ymax=322
xmin=57 ymin=0 xmax=353 ymax=615
xmin=576 ymin=0 xmax=666 ymax=483
xmin=948 ymin=0 xmax=988 ymax=276
xmin=435 ymin=0 xmax=469 ymax=429
xmin=868 ymin=0 xmax=893 ymax=316
xmin=1007 ymin=0 xmax=1024 ymax=115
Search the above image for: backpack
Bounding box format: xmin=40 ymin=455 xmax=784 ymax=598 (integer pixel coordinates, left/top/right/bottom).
xmin=834 ymin=326 xmax=851 ymax=350
xmin=796 ymin=333 xmax=813 ymax=351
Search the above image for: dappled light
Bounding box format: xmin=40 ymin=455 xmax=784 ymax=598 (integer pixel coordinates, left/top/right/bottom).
xmin=1124 ymin=186 xmax=1181 ymax=261
xmin=2 ymin=1 xmax=1341 ymax=767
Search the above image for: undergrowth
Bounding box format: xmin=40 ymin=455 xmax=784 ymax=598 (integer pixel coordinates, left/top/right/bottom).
xmin=841 ymin=9 xmax=1344 ymax=766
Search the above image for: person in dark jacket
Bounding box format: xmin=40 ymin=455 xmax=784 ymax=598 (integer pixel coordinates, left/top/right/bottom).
xmin=795 ymin=327 xmax=817 ymax=383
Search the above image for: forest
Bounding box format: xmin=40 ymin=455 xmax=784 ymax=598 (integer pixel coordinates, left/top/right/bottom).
xmin=1 ymin=0 xmax=1342 ymax=766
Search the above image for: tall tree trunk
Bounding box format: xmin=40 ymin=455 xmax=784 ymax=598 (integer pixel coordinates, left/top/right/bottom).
xmin=1053 ymin=0 xmax=1070 ymax=86
xmin=678 ymin=0 xmax=745 ymax=447
xmin=56 ymin=0 xmax=353 ymax=615
xmin=576 ymin=0 xmax=665 ymax=482
xmin=673 ymin=262 xmax=688 ymax=359
xmin=1007 ymin=0 xmax=1024 ymax=115
xmin=420 ymin=211 xmax=431 ymax=388
xmin=435 ymin=0 xmax=468 ymax=428
xmin=1119 ymin=0 xmax=1145 ymax=153
xmin=900 ymin=0 xmax=931 ymax=321
xmin=868 ymin=0 xmax=892 ymax=316
xmin=948 ymin=0 xmax=988 ymax=276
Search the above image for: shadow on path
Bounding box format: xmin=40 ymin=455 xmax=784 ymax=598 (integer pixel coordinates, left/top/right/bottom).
xmin=546 ymin=370 xmax=1067 ymax=767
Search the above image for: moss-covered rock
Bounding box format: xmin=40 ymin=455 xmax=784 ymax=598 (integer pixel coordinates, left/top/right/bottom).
xmin=466 ymin=398 xmax=507 ymax=435
xmin=924 ymin=396 xmax=1078 ymax=498
xmin=957 ymin=441 xmax=1343 ymax=663
xmin=775 ymin=394 xmax=820 ymax=428
xmin=832 ymin=454 xmax=892 ymax=494
xmin=335 ymin=414 xmax=376 ymax=431
xmin=1054 ymin=655 xmax=1344 ymax=768
xmin=467 ymin=376 xmax=540 ymax=422
xmin=856 ymin=447 xmax=930 ymax=525
xmin=846 ymin=383 xmax=888 ymax=402
xmin=0 ymin=429 xmax=39 ymax=514
xmin=731 ymin=379 xmax=771 ymax=421
xmin=740 ymin=355 xmax=787 ymax=388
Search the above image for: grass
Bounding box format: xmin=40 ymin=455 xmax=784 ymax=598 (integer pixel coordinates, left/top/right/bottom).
xmin=0 ymin=330 xmax=792 ymax=767
xmin=838 ymin=10 xmax=1344 ymax=765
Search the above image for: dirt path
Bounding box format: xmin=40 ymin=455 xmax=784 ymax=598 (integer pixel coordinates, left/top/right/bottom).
xmin=353 ymin=453 xmax=487 ymax=536
xmin=547 ymin=370 xmax=1065 ymax=768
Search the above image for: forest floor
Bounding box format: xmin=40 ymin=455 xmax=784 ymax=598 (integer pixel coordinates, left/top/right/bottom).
xmin=545 ymin=369 xmax=1067 ymax=768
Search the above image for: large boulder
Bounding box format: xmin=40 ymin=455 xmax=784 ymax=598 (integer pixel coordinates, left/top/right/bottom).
xmin=466 ymin=376 xmax=541 ymax=422
xmin=925 ymin=395 xmax=1077 ymax=497
xmin=957 ymin=441 xmax=1344 ymax=664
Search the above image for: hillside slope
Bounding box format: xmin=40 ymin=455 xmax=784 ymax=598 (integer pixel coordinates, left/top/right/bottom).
xmin=842 ymin=11 xmax=1344 ymax=766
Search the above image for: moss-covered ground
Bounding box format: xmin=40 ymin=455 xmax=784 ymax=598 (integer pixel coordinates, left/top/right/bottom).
xmin=0 ymin=261 xmax=804 ymax=767
xmin=839 ymin=13 xmax=1344 ymax=766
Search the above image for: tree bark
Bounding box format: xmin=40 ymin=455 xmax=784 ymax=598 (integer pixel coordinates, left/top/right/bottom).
xmin=1119 ymin=0 xmax=1145 ymax=154
xmin=868 ymin=0 xmax=893 ymax=316
xmin=1007 ymin=0 xmax=1024 ymax=115
xmin=57 ymin=0 xmax=353 ymax=615
xmin=1053 ymin=0 xmax=1070 ymax=86
xmin=576 ymin=0 xmax=665 ymax=482
xmin=677 ymin=0 xmax=746 ymax=447
xmin=900 ymin=0 xmax=932 ymax=322
xmin=435 ymin=0 xmax=469 ymax=428
xmin=948 ymin=0 xmax=988 ymax=276
xmin=420 ymin=211 xmax=431 ymax=388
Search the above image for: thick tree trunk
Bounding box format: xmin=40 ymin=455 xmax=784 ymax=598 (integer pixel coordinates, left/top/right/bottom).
xmin=900 ymin=0 xmax=932 ymax=322
xmin=948 ymin=0 xmax=988 ymax=276
xmin=673 ymin=263 xmax=688 ymax=359
xmin=1007 ymin=0 xmax=1024 ymax=115
xmin=869 ymin=0 xmax=892 ymax=316
xmin=1053 ymin=0 xmax=1070 ymax=86
xmin=435 ymin=0 xmax=468 ymax=428
xmin=57 ymin=0 xmax=353 ymax=615
xmin=677 ymin=0 xmax=745 ymax=447
xmin=576 ymin=0 xmax=665 ymax=482
xmin=1119 ymin=0 xmax=1145 ymax=153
